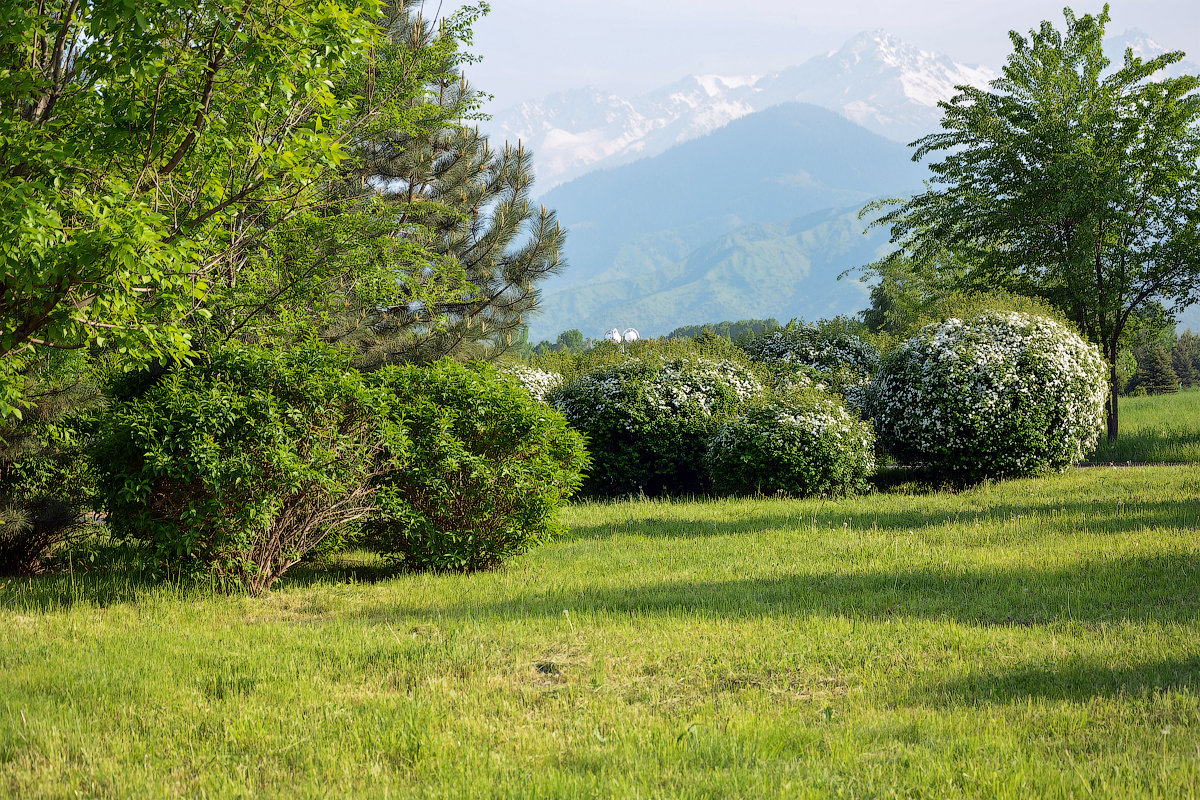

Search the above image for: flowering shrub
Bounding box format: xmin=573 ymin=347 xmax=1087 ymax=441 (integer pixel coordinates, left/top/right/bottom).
xmin=502 ymin=365 xmax=563 ymax=403
xmin=549 ymin=357 xmax=761 ymax=497
xmin=739 ymin=319 xmax=880 ymax=395
xmin=869 ymin=311 xmax=1108 ymax=482
xmin=366 ymin=360 xmax=588 ymax=571
xmin=705 ymin=392 xmax=875 ymax=498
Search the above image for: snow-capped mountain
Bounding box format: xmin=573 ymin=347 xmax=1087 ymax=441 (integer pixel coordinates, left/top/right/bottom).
xmin=490 ymin=30 xmax=997 ymax=193
xmin=1104 ymin=28 xmax=1200 ymax=76
xmin=490 ymin=74 xmax=760 ymax=194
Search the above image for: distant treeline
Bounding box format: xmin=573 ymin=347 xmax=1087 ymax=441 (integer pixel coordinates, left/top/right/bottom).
xmin=524 ymin=319 xmax=781 ymax=358
xmin=664 ymin=319 xmax=780 ymax=342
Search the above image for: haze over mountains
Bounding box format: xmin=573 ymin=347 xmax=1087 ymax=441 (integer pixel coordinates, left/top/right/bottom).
xmin=493 ymin=30 xmax=994 ymax=193
xmin=506 ymin=28 xmax=1200 ymax=340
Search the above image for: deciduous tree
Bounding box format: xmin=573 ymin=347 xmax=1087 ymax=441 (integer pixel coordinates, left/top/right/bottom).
xmin=869 ymin=5 xmax=1200 ymax=439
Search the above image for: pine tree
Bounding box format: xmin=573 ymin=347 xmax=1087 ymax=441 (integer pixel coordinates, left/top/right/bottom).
xmin=1130 ymin=345 xmax=1181 ymax=395
xmin=326 ymin=16 xmax=565 ymax=366
xmin=1171 ymin=343 xmax=1196 ymax=387
xmin=1177 ymin=330 xmax=1200 ymax=383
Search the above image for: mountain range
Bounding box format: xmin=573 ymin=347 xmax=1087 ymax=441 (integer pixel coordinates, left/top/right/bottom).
xmin=525 ymin=103 xmax=925 ymax=339
xmin=507 ymin=28 xmax=1200 ymax=340
xmin=491 ymin=30 xmax=994 ymax=193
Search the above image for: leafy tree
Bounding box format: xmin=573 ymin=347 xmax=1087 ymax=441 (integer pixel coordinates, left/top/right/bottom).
xmin=555 ymin=329 xmax=586 ymax=352
xmin=198 ymin=1 xmax=482 ymax=350
xmin=868 ymin=5 xmax=1200 ymax=439
xmin=0 ymin=1 xmax=477 ymax=416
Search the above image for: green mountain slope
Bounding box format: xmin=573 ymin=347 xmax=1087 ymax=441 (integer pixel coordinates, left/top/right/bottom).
xmin=527 ymin=103 xmax=925 ymax=338
xmin=534 ymin=205 xmax=894 ymax=338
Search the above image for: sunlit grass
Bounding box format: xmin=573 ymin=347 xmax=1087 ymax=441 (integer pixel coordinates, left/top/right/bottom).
xmin=1088 ymin=388 xmax=1200 ymax=463
xmin=2 ymin=467 xmax=1199 ymax=798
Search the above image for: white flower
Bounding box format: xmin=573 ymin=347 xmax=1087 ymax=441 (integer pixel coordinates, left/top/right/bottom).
xmin=869 ymin=311 xmax=1108 ymax=480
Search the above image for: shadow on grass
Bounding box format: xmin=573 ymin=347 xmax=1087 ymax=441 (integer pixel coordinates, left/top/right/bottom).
xmin=562 ymin=496 xmax=1200 ymax=542
xmin=281 ymin=553 xmax=401 ymax=588
xmin=379 ymin=552 xmax=1200 ymax=628
xmin=0 ymin=570 xmax=181 ymax=613
xmin=920 ymin=655 xmax=1200 ymax=705
xmin=0 ymin=553 xmax=402 ymax=613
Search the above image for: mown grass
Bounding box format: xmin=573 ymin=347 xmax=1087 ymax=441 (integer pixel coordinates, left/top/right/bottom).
xmin=1088 ymin=388 xmax=1200 ymax=463
xmin=2 ymin=467 xmax=1200 ymax=798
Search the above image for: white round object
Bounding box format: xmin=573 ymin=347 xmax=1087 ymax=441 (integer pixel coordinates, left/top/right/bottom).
xmin=623 ymin=328 xmax=640 ymax=343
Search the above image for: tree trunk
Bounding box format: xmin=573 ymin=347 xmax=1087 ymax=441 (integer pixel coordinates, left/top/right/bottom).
xmin=1107 ymin=358 xmax=1119 ymax=441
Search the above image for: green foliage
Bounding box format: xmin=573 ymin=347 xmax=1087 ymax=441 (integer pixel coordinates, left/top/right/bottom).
xmin=870 ymin=311 xmax=1109 ymax=483
xmin=665 ymin=319 xmax=781 ymax=342
xmin=0 ymin=350 xmax=100 ymax=575
xmin=549 ymin=357 xmax=761 ymax=498
xmin=1114 ymin=348 xmax=1139 ymax=394
xmin=91 ymin=343 xmax=403 ymax=594
xmin=529 ymin=334 xmax=745 ymax=384
xmin=704 ymin=391 xmax=875 ymax=498
xmin=738 ymin=317 xmax=881 ymax=397
xmin=1171 ymin=345 xmax=1196 ymax=388
xmin=363 ymin=360 xmax=588 ymax=571
xmin=868 ymin=5 xmax=1200 ymax=440
xmin=531 ymin=329 xmax=587 ymax=357
xmin=203 ymin=3 xmax=488 ymax=352
xmin=1176 ymin=330 xmax=1200 ymax=385
xmin=0 ymin=0 xmax=416 ymax=415
xmin=328 ymin=57 xmax=566 ymax=365
xmin=1129 ymin=344 xmax=1180 ymax=395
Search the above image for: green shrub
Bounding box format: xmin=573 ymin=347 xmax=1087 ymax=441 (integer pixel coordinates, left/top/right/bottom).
xmin=529 ymin=334 xmax=743 ymax=382
xmin=704 ymin=392 xmax=875 ymax=498
xmin=550 ymin=357 xmax=761 ymax=498
xmin=91 ymin=343 xmax=403 ymax=594
xmin=738 ymin=318 xmax=880 ymax=398
xmin=869 ymin=311 xmax=1108 ymax=482
xmin=364 ymin=360 xmax=589 ymax=571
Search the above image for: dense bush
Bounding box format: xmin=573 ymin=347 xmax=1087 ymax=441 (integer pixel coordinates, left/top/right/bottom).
xmin=91 ymin=344 xmax=402 ymax=593
xmin=550 ymin=357 xmax=761 ymax=497
xmin=501 ymin=364 xmax=563 ymax=403
xmin=365 ymin=360 xmax=588 ymax=571
xmin=739 ymin=318 xmax=880 ymax=396
xmin=705 ymin=391 xmax=875 ymax=498
xmin=529 ymin=333 xmax=743 ymax=382
xmin=869 ymin=311 xmax=1108 ymax=482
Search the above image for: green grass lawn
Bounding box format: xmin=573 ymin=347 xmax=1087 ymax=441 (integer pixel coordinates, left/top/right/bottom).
xmin=3 ymin=467 xmax=1199 ymax=798
xmin=1087 ymin=388 xmax=1200 ymax=463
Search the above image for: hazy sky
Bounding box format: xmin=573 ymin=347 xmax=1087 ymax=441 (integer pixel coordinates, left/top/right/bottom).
xmin=434 ymin=1 xmax=1199 ymax=110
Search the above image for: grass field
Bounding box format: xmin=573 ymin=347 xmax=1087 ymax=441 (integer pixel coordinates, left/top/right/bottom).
xmin=3 ymin=466 xmax=1199 ymax=798
xmin=1087 ymin=388 xmax=1200 ymax=463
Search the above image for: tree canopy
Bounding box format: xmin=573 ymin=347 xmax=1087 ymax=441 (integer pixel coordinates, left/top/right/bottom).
xmin=867 ymin=4 xmax=1200 ymax=439
xmin=0 ymin=0 xmax=489 ymax=416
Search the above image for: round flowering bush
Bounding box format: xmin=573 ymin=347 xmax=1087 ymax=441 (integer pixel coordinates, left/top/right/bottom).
xmin=549 ymin=357 xmax=761 ymax=497
xmin=740 ymin=319 xmax=880 ymax=395
xmin=704 ymin=392 xmax=875 ymax=498
xmin=869 ymin=311 xmax=1108 ymax=482
xmin=502 ymin=365 xmax=563 ymax=403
